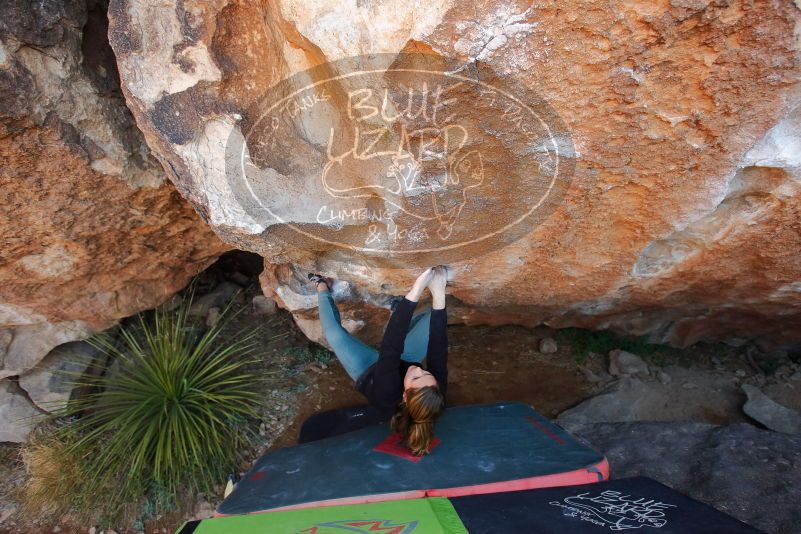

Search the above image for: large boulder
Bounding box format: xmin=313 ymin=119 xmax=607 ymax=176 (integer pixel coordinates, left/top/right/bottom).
xmin=562 ymin=421 xmax=801 ymax=534
xmin=556 ymin=371 xmax=746 ymax=425
xmin=108 ymin=0 xmax=801 ymax=348
xmin=0 ymin=0 xmax=229 ymax=379
xmin=0 ymin=379 xmax=42 ymax=443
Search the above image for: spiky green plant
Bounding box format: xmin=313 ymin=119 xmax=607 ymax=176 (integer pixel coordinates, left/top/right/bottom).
xmin=50 ymin=288 xmax=263 ymax=516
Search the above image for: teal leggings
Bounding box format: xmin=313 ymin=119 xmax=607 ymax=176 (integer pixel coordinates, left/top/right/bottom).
xmin=318 ymin=291 xmax=431 ymax=381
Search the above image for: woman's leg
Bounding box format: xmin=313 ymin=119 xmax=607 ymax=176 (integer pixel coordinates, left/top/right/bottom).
xmin=318 ymin=290 xmax=379 ymax=381
xmin=400 ymin=309 xmax=432 ymax=364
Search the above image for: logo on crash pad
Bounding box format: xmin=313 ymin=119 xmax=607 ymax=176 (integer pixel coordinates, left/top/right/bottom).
xmin=296 ymin=519 xmax=418 ymax=533
xmin=550 ymin=489 xmax=677 ymax=530
xmin=226 ymin=53 xmax=574 ymax=266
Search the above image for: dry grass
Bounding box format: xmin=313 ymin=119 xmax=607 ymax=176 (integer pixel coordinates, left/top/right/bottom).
xmin=20 ymin=425 xmax=149 ymax=526
xmin=19 ymin=428 xmax=84 ymax=520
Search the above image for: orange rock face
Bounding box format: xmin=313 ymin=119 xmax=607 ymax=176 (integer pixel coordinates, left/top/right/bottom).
xmin=0 ymin=0 xmax=229 ymax=382
xmin=0 ymin=119 xmax=228 ymax=359
xmin=108 ymin=0 xmax=801 ymax=348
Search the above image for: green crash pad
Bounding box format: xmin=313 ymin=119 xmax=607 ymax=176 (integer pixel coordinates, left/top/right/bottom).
xmin=177 ymin=497 xmax=467 ymax=533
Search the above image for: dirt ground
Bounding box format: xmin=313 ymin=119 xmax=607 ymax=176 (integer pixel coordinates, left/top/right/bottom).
xmin=271 ymin=323 xmax=591 ymax=450
xmin=270 ymin=320 xmax=801 ymax=451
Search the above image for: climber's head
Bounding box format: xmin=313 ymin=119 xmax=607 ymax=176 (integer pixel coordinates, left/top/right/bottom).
xmin=402 ymin=364 xmax=437 ymax=392
xmin=392 ymin=375 xmax=445 ymax=456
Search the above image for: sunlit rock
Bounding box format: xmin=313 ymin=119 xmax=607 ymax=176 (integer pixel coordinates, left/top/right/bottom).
xmin=108 ymin=0 xmax=801 ymax=348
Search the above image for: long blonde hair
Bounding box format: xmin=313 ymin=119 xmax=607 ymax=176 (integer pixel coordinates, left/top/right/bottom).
xmin=390 ymin=386 xmax=445 ymax=456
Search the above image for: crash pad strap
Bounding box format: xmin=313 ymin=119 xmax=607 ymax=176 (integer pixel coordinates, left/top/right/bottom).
xmin=177 ymin=497 xmax=468 ymax=534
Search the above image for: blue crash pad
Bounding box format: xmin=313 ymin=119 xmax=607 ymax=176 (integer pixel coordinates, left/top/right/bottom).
xmin=218 ymin=402 xmax=608 ymax=515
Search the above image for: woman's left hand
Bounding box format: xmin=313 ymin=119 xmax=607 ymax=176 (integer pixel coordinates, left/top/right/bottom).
xmin=429 ymin=265 xmax=447 ymax=309
xmin=406 ymin=268 xmax=434 ymax=302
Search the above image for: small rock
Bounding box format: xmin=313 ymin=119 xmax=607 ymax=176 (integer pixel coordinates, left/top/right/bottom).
xmin=192 ymin=498 xmax=216 ymax=520
xmin=205 ymin=306 xmax=221 ymax=327
xmin=742 ymin=384 xmax=801 ymax=435
xmin=775 ymin=365 xmax=792 ymax=378
xmin=252 ymin=295 xmax=277 ymax=316
xmin=89 ymin=528 xmax=96 ymax=534
xmin=581 ymin=367 xmax=612 ymax=384
xmin=0 ymin=505 xmax=16 ymax=524
xmin=735 ymin=369 xmax=747 ymax=378
xmin=581 ymin=368 xmax=604 ymax=383
xmin=608 ymin=349 xmax=649 ymax=377
xmin=159 ymin=293 xmax=183 ymax=311
xmin=539 ymin=337 xmax=558 ymax=354
xmin=656 ymin=369 xmax=671 ymax=385
xmin=790 ymin=370 xmax=801 ymax=382
xmin=682 ymin=382 xmax=698 ymax=390
xmin=189 ymin=281 xmax=242 ymax=316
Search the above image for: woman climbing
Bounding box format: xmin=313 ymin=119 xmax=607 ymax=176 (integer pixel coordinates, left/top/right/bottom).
xmin=308 ymin=265 xmax=448 ymax=456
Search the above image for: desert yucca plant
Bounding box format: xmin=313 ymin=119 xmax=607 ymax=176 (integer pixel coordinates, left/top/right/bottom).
xmin=47 ymin=287 xmax=263 ymax=515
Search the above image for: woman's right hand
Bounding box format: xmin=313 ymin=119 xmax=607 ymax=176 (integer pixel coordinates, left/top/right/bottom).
xmin=429 ymin=265 xmax=447 ymax=309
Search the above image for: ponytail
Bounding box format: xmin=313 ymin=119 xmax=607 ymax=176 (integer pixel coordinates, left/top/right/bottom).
xmin=391 ymin=386 xmax=445 ymax=456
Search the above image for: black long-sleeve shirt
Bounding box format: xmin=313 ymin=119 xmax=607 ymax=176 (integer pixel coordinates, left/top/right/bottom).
xmin=355 ymin=298 xmax=448 ymax=419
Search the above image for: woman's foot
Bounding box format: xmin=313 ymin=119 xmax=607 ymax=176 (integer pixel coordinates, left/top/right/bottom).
xmin=307 ymin=273 xmax=330 ymax=292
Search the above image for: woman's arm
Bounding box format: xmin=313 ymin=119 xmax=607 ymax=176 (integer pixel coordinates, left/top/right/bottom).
xmin=426 ymin=266 xmax=448 ymax=396
xmin=370 ymin=269 xmax=433 ymax=407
